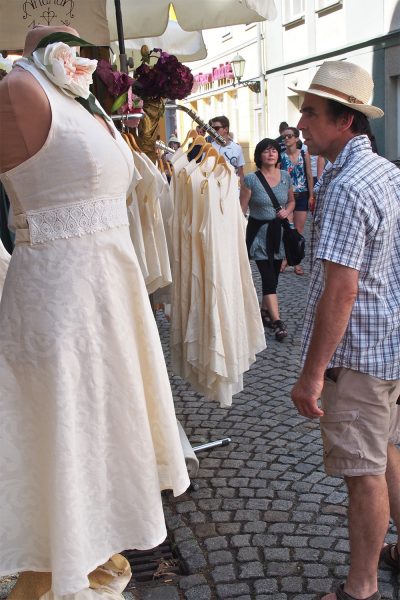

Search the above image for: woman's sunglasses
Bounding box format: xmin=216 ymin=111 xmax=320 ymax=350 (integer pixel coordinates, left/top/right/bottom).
xmin=283 ymin=133 xmax=295 ymax=139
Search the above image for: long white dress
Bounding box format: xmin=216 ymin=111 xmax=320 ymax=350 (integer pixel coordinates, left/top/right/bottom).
xmin=0 ymin=60 xmax=189 ymax=596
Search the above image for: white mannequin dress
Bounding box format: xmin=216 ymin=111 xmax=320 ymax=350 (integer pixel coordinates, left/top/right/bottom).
xmin=0 ymin=60 xmax=189 ymax=596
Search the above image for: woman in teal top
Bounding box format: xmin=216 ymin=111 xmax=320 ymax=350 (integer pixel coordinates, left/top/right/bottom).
xmin=240 ymin=138 xmax=295 ymax=341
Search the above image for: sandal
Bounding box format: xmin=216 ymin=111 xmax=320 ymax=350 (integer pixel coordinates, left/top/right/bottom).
xmin=272 ymin=319 xmax=287 ymax=342
xmin=260 ymin=308 xmax=273 ymax=329
xmin=380 ymin=543 xmax=400 ymax=571
xmin=322 ymin=582 xmax=381 ymax=600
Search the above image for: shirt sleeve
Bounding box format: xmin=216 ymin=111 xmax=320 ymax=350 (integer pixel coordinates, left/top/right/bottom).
xmin=243 ymin=173 xmax=254 ymax=190
xmin=316 ymin=182 xmax=366 ymax=271
xmin=237 ymin=145 xmax=245 ymax=168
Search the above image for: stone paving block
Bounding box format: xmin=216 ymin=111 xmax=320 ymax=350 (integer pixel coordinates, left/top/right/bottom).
xmin=204 ymin=536 xmax=228 ymax=551
xmin=208 ymin=550 xmax=234 ymax=566
xmin=243 ymin=521 xmax=267 ymax=534
xmin=254 ymin=595 xmax=288 ymax=600
xmin=211 ymin=563 xmax=236 ymax=582
xmin=216 ymin=523 xmax=242 ymax=535
xmin=254 ymin=578 xmax=279 ymax=594
xmin=234 ymin=509 xmax=261 ymax=522
xmin=195 ymin=523 xmax=217 ymax=538
xmin=322 ymin=550 xmax=348 ymax=564
xmin=141 ymin=586 xmax=180 ymax=600
xmin=215 ymin=583 xmax=250 ymax=598
xmin=184 ymin=585 xmax=212 ymax=600
xmin=238 ymin=561 xmax=265 ymax=578
xmin=179 ymin=574 xmax=208 ymax=590
xmin=263 ymin=547 xmax=290 ymax=561
xmin=266 ymin=561 xmax=301 ymax=576
xmin=282 ymin=535 xmax=309 ymax=548
xmin=280 ymin=576 xmax=304 ymax=592
xmin=237 ymin=546 xmax=260 ymax=561
xmin=307 ymin=578 xmax=333 ymax=593
xmin=268 ymin=522 xmax=296 ymax=534
xmin=231 ymin=534 xmax=251 ymax=547
xmin=309 ymin=536 xmax=336 ymax=549
xmin=188 ymin=512 xmax=207 ymax=524
xmin=252 ymin=533 xmax=278 ymax=547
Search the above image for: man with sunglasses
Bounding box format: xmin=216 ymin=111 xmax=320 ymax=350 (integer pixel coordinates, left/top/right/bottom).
xmin=209 ymin=115 xmax=245 ymax=186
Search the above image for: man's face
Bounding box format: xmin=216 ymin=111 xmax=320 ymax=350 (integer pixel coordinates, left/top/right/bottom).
xmin=297 ymin=93 xmax=344 ymax=158
xmin=211 ymin=121 xmax=229 ymax=140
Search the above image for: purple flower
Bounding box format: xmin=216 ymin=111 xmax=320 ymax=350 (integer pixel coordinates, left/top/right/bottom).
xmin=133 ymin=49 xmax=193 ymax=100
xmin=96 ymin=59 xmax=135 ymax=97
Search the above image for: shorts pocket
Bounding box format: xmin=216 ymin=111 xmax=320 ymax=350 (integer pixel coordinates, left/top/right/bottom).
xmin=320 ymin=410 xmax=364 ymax=459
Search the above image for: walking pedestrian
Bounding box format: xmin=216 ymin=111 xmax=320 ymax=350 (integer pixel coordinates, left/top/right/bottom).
xmin=280 ymin=126 xmax=313 ymax=275
xmin=209 ymin=115 xmax=245 ymax=186
xmin=290 ymin=60 xmax=400 ymax=600
xmin=240 ymin=138 xmax=294 ymax=341
xmin=275 ymin=120 xmax=289 ymax=153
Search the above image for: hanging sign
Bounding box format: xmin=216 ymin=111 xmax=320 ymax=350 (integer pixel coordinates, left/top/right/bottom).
xmin=194 ymin=63 xmax=234 ymax=86
xmin=0 ymin=0 xmax=110 ymax=51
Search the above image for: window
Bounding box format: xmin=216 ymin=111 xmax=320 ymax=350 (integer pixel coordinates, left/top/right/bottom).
xmin=283 ymin=0 xmax=305 ymax=25
xmin=316 ymin=0 xmax=343 ymax=14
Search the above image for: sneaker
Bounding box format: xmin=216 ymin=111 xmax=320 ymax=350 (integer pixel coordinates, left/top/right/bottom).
xmin=272 ymin=320 xmax=287 ymax=342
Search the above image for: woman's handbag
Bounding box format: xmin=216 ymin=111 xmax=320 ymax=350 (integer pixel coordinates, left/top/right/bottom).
xmin=255 ymin=171 xmax=305 ymax=266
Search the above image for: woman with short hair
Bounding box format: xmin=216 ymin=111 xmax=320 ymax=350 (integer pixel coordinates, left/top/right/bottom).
xmin=240 ymin=138 xmax=295 ymax=341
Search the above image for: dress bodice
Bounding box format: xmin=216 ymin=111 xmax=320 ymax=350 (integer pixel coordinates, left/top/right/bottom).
xmin=0 ymin=59 xmax=134 ymax=245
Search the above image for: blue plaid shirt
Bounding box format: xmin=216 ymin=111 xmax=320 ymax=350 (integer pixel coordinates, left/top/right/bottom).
xmin=301 ymin=136 xmax=400 ymax=380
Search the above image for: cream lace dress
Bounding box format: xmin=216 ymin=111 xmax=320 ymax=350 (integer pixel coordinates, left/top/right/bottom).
xmin=0 ymin=60 xmax=189 ymax=596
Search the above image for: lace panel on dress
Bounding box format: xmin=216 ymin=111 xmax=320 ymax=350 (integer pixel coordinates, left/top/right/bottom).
xmin=26 ymin=197 xmax=128 ymax=244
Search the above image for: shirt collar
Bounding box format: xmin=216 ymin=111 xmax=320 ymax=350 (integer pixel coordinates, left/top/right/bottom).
xmin=331 ymin=135 xmax=371 ymax=170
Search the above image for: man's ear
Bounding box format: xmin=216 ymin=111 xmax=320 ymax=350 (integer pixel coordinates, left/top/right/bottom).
xmin=338 ymin=112 xmax=355 ymax=133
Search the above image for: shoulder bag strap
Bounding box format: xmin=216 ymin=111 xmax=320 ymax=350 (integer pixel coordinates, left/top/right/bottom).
xmin=255 ymin=170 xmax=290 ymax=221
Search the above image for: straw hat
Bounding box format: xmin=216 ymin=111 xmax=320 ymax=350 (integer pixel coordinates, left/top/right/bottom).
xmin=169 ymin=135 xmax=180 ymax=144
xmin=288 ymin=60 xmax=384 ymax=119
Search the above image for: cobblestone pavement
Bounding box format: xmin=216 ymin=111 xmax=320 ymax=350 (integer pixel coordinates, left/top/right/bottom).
xmin=1 ymin=243 xmax=399 ymax=599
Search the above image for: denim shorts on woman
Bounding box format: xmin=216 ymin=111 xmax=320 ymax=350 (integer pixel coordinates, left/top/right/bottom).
xmin=320 ymin=367 xmax=400 ymax=477
xmin=294 ymin=191 xmax=309 ymax=211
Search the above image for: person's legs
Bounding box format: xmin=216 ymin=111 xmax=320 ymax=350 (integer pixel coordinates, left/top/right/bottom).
xmin=342 ymin=474 xmax=389 ymax=598
xmin=256 ymin=259 xmax=280 ymax=319
xmin=386 ymin=443 xmax=400 ymax=549
xmin=256 ymin=260 xmax=287 ymax=340
xmin=293 ymin=209 xmax=307 ymax=235
xmin=293 ymin=192 xmax=308 ymax=274
xmin=320 ymin=370 xmax=400 ymax=599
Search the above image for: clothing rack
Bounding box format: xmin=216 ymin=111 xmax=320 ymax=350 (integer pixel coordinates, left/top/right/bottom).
xmin=165 ymin=104 xmax=227 ymax=146
xmin=111 ymin=114 xmax=144 ymax=122
xmin=155 ymin=140 xmax=176 ymax=155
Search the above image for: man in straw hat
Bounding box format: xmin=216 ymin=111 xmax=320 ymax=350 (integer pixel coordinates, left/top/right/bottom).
xmin=291 ymin=60 xmax=400 ymax=600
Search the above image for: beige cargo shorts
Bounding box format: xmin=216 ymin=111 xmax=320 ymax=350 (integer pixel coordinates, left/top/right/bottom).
xmin=320 ymin=367 xmax=400 ymax=476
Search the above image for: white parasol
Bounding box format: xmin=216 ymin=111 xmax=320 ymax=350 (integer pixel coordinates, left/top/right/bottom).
xmin=0 ymin=1 xmax=276 ymax=60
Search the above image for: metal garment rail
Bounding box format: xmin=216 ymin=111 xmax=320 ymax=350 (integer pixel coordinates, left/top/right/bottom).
xmin=165 ymin=104 xmax=227 ymax=146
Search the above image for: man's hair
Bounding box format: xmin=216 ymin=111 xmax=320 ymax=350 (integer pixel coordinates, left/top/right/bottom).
xmin=254 ymin=138 xmax=281 ymax=168
xmin=325 ymin=99 xmax=371 ymax=135
xmin=210 ymin=115 xmax=230 ymax=130
xmin=279 ymin=121 xmax=289 ymax=134
xmin=284 ymin=126 xmax=300 ymax=138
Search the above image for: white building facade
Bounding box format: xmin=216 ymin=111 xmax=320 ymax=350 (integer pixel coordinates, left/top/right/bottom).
xmin=181 ymin=0 xmax=400 ymax=168
xmin=265 ymin=0 xmax=400 ymax=161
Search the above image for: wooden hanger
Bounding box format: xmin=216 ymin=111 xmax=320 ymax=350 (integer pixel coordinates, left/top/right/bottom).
xmin=157 ymin=156 xmax=165 ymax=174
xmin=165 ymin=160 xmax=172 ymax=178
xmin=181 ymin=128 xmax=198 ymax=149
xmin=126 ymin=131 xmax=141 ymax=153
xmin=186 ymin=135 xmax=206 ymax=155
xmin=212 ymin=153 xmax=231 ymax=174
xmin=198 ymin=144 xmax=219 ymax=170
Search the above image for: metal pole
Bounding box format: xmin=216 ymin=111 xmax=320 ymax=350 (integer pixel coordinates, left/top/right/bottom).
xmin=114 ymin=0 xmax=128 ymax=73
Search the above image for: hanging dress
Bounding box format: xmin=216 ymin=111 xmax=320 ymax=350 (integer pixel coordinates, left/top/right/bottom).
xmin=0 ymin=60 xmax=189 ymax=596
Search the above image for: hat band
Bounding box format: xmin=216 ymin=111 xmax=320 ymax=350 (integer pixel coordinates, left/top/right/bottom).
xmin=310 ymin=83 xmax=364 ymax=105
